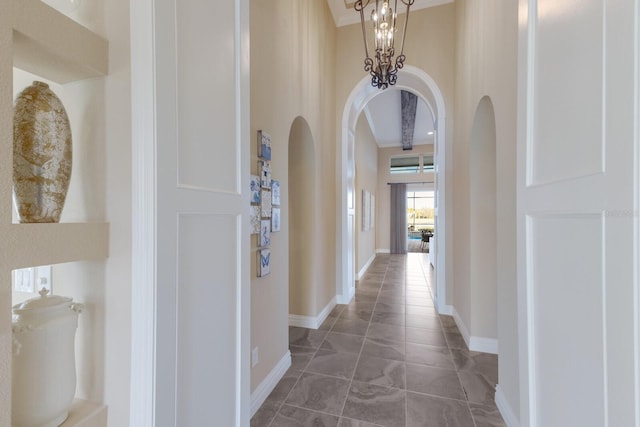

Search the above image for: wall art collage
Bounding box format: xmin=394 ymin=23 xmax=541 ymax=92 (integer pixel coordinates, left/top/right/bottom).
xmin=252 ymin=130 xmax=281 ymax=277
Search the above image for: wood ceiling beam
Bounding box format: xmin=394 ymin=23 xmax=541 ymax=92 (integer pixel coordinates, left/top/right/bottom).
xmin=401 ymin=90 xmax=417 ymax=150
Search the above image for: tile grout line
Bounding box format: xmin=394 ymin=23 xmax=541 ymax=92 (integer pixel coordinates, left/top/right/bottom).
xmin=386 ymin=258 xmax=412 ymax=427
xmin=272 ymin=401 xmax=343 ymax=422
xmin=408 ymin=253 xmax=453 ymax=426
xmin=379 ymin=259 xmax=408 ymax=427
xmin=418 ymin=253 xmax=483 ymax=427
xmin=406 ymin=256 xmax=434 ymax=427
xmin=266 ymin=327 xmax=325 ymax=427
xmin=336 ymin=258 xmax=390 ymax=423
xmin=259 ymin=255 xmax=500 ymax=426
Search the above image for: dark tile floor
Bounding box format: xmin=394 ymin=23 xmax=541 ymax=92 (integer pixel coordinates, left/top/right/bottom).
xmin=251 ymin=254 xmax=506 ymax=427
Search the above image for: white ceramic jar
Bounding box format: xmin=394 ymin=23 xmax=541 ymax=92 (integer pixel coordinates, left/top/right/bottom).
xmin=12 ymin=289 xmax=83 ymax=427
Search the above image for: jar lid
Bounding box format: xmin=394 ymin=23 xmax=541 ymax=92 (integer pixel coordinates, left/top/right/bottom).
xmin=13 ymin=289 xmax=72 ymax=314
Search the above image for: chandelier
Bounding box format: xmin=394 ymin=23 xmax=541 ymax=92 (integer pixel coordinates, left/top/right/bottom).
xmin=354 ymin=0 xmax=414 ymax=89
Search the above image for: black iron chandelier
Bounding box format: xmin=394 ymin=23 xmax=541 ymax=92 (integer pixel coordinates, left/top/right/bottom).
xmin=354 ymin=0 xmax=415 ymax=90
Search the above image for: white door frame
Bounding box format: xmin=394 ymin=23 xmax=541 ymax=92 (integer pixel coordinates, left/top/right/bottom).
xmin=129 ymin=0 xmax=156 ymax=424
xmin=337 ymin=65 xmax=449 ymax=311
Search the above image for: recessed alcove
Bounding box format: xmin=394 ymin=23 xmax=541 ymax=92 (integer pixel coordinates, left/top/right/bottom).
xmin=2 ymin=1 xmax=110 ymax=424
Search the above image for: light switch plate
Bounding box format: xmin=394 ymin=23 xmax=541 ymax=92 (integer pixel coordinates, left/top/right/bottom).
xmin=13 ymin=266 xmax=52 ymax=294
xmin=13 ymin=268 xmax=35 ymax=293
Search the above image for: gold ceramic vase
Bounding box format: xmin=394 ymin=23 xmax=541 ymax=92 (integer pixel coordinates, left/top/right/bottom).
xmin=13 ymin=81 xmax=72 ymax=223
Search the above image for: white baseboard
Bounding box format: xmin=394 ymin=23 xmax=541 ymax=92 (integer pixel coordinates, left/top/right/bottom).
xmin=250 ymin=351 xmax=291 ymax=418
xmin=289 ymin=297 xmax=337 ymax=329
xmin=357 ymin=253 xmax=376 ymax=280
xmin=451 ymin=307 xmax=471 ymax=347
xmin=451 ymin=307 xmax=498 ymax=354
xmin=495 ymin=384 xmax=519 ymax=427
xmin=316 ymin=296 xmax=337 ymax=326
xmin=469 ymin=336 xmax=498 ymax=354
xmin=336 ymin=286 xmax=355 ymax=305
xmin=288 ymin=314 xmax=316 ymax=329
xmin=376 ymin=248 xmax=390 ymax=254
xmin=436 ymin=302 xmax=453 ymax=316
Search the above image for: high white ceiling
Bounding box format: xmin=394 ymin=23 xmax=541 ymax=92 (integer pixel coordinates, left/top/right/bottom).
xmin=327 ymin=0 xmax=454 ymax=27
xmin=363 ymin=89 xmax=435 ymax=147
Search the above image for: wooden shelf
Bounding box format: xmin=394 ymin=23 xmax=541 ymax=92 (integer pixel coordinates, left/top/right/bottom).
xmin=61 ymin=399 xmax=107 ymax=427
xmin=12 ymin=0 xmax=108 ymax=83
xmin=3 ymin=222 xmax=109 ymax=270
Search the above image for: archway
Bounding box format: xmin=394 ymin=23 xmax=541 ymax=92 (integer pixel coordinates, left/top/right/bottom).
xmin=469 ymin=96 xmax=498 ymax=352
xmin=288 ymin=117 xmax=318 ymax=321
xmin=338 ymin=66 xmax=449 ymax=311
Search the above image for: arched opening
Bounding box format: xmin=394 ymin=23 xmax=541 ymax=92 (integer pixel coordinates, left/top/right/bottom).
xmin=469 ymin=96 xmax=498 ymax=351
xmin=288 ymin=117 xmax=317 ymax=319
xmin=338 ymin=66 xmax=449 ymax=312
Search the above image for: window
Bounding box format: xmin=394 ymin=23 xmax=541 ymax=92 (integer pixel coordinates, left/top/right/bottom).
xmin=389 ymin=154 xmax=434 ymax=175
xmin=422 ymin=154 xmax=434 ymax=172
xmin=390 ymin=156 xmax=420 ymax=174
xmin=407 ymin=191 xmax=435 ymax=231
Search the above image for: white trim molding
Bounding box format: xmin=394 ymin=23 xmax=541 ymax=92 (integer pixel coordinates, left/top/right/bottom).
xmin=376 ymin=248 xmax=391 ymax=254
xmin=336 ymin=287 xmax=355 ymax=305
xmin=452 ymin=307 xmax=471 ymax=345
xmin=495 ymin=384 xmax=520 ymax=427
xmin=357 ymin=253 xmax=376 ymax=280
xmin=250 ymin=351 xmax=291 ymax=418
xmin=452 ymin=307 xmax=498 ymax=354
xmin=470 ymin=336 xmax=499 ymax=355
xmin=288 ymin=314 xmax=316 ymax=329
xmin=289 ymin=297 xmax=337 ymax=329
xmin=436 ymin=303 xmax=453 ymax=316
xmin=129 ymin=0 xmax=157 ymax=425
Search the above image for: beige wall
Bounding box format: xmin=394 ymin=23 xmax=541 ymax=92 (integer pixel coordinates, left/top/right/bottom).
xmin=469 ymin=97 xmax=498 ymax=340
xmin=335 ymin=5 xmax=456 ymax=108
xmin=250 ymin=0 xmax=337 ymax=391
xmin=289 ymin=117 xmax=317 ymax=316
xmin=376 ymin=145 xmax=434 ymax=252
xmin=454 ymin=0 xmax=519 ymax=418
xmin=354 ymin=114 xmax=378 ymax=274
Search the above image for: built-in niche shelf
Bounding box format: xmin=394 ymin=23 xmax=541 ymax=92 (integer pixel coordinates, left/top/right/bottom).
xmin=5 ymin=223 xmax=109 ymax=270
xmin=8 ymin=0 xmax=110 ymax=269
xmin=2 ymin=2 xmax=111 ymax=426
xmin=61 ymin=399 xmax=108 ymax=427
xmin=12 ymin=0 xmax=108 ymax=83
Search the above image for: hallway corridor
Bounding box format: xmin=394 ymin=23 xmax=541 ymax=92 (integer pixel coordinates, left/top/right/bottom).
xmin=251 ymin=254 xmax=506 ymax=427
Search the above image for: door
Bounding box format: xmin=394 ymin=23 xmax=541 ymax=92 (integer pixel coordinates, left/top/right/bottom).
xmin=131 ymin=0 xmax=250 ymax=425
xmin=517 ymin=1 xmax=639 ymax=426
